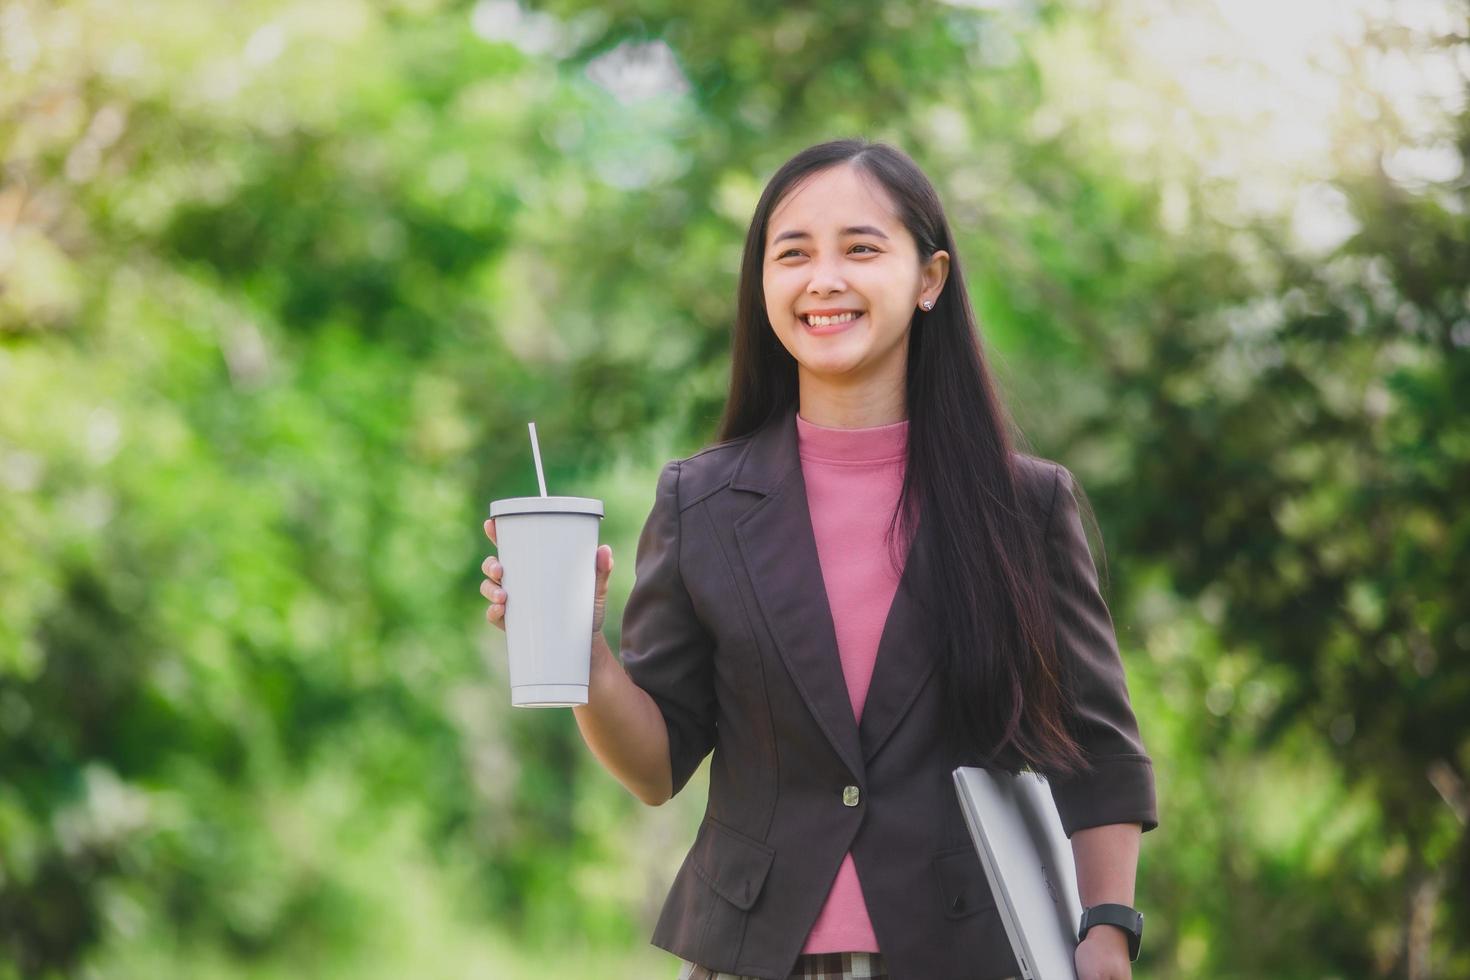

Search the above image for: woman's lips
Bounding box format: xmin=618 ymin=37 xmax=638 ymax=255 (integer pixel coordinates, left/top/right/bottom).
xmin=804 ymin=312 xmax=864 ymax=335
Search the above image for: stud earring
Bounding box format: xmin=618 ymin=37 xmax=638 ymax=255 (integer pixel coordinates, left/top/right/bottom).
xmin=921 ymin=300 xmax=933 ymax=311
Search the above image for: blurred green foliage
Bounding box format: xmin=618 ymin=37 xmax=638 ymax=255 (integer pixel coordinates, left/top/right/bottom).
xmin=1 ymin=0 xmax=1466 ymax=977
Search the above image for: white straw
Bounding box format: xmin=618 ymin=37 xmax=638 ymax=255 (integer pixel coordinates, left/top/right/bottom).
xmin=528 ymin=421 xmax=548 ymax=497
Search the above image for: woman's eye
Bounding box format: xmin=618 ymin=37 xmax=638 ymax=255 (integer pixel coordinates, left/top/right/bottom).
xmin=777 ymin=244 xmax=878 ymax=259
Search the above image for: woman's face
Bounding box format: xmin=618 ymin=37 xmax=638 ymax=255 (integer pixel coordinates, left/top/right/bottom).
xmin=762 ymin=164 xmax=948 ymax=391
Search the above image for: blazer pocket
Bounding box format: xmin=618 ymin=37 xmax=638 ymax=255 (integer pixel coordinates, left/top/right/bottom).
xmin=692 ymin=817 xmax=776 ymax=912
xmin=932 ymin=845 xmax=998 ymax=920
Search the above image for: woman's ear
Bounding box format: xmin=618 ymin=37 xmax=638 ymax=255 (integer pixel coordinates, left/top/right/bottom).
xmin=922 ymin=250 xmax=950 ymax=301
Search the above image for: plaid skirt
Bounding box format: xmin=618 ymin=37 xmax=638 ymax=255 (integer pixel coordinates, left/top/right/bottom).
xmin=677 ymin=953 xmax=1019 ymax=980
xmin=677 ymin=952 xmax=888 ymax=980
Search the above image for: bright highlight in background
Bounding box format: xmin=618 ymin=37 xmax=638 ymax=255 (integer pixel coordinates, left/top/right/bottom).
xmin=1037 ymin=0 xmax=1467 ymax=252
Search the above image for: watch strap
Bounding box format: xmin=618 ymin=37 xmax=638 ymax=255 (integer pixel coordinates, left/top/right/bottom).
xmin=1078 ymin=903 xmax=1144 ymax=961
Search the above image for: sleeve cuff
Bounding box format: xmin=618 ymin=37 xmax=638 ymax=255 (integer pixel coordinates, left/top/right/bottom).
xmin=1051 ymin=753 xmax=1159 ymax=837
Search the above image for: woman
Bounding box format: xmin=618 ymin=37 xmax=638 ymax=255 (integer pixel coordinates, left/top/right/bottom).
xmin=482 ymin=138 xmax=1157 ymax=980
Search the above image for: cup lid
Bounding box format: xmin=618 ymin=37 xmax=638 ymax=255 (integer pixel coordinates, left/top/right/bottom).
xmin=489 ymin=495 xmax=604 ymax=518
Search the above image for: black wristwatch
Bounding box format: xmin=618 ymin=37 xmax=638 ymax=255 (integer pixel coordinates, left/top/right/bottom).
xmin=1078 ymin=904 xmax=1144 ymax=961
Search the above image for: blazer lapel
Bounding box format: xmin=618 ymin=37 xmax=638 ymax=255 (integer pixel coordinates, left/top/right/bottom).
xmin=856 ymin=523 xmax=938 ymax=763
xmin=733 ymin=406 xmax=866 ymax=781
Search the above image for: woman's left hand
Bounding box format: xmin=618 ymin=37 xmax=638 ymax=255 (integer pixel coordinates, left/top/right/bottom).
xmin=1074 ymin=926 xmax=1132 ymax=980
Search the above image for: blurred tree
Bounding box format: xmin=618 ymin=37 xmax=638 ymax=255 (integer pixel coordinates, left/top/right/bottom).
xmin=1022 ymin=6 xmax=1470 ymax=976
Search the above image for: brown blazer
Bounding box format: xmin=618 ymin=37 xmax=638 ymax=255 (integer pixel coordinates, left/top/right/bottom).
xmin=619 ymin=406 xmax=1157 ymax=980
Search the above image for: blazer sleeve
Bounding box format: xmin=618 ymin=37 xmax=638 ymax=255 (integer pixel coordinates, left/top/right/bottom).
xmin=618 ymin=459 xmax=718 ymax=798
xmin=1040 ymin=462 xmax=1159 ymax=837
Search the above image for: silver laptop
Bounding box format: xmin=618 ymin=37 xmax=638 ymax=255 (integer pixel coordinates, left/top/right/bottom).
xmin=952 ymin=767 xmax=1083 ymax=980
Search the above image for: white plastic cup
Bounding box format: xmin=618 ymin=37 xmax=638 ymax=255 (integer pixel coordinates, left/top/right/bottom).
xmin=487 ymin=495 xmax=604 ymax=707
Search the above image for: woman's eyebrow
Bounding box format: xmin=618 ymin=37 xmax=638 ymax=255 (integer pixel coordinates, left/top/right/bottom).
xmin=771 ymin=225 xmax=891 ymax=245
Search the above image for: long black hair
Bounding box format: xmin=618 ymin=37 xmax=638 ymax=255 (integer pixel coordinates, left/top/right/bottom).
xmin=718 ymin=138 xmax=1086 ymax=775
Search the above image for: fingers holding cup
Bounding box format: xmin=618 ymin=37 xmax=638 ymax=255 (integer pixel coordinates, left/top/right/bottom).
xmin=482 ymin=578 xmax=507 ymax=629
xmin=480 ymin=524 xmax=505 ymax=629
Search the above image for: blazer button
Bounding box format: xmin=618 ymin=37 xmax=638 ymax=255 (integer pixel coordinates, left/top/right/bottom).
xmin=842 ymin=785 xmax=860 ymax=807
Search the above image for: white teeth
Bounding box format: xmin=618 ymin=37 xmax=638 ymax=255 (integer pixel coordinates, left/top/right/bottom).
xmin=806 ymin=311 xmax=861 ymax=327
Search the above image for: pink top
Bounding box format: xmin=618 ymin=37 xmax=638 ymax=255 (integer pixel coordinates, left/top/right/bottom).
xmin=794 ymin=410 xmax=910 ymax=955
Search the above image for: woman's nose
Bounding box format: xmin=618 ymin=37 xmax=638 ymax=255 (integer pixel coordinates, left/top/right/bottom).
xmin=806 ymin=258 xmax=847 ymax=295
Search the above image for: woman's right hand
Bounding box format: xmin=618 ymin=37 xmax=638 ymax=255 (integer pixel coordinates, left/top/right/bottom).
xmin=482 ymin=519 xmax=615 ymax=635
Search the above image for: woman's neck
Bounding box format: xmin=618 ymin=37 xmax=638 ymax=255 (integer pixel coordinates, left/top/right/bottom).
xmin=796 ymin=372 xmax=906 ymax=429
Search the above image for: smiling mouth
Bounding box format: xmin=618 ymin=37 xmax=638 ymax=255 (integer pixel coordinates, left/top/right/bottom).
xmin=803 ymin=311 xmax=864 ymax=333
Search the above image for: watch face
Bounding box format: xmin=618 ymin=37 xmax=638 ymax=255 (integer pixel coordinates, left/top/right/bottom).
xmin=1081 ymin=905 xmax=1142 ymax=939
